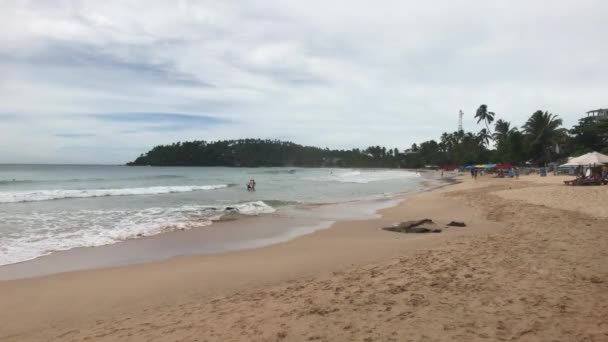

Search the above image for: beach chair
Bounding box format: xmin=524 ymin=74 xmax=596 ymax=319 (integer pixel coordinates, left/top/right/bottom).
xmin=563 ymin=178 xmax=582 ymax=186
xmin=584 ymin=178 xmax=603 ymax=186
xmin=565 ymin=177 xmax=605 ymax=186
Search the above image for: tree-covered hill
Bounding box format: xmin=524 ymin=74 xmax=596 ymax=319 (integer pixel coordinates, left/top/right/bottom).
xmin=127 ymin=139 xmax=402 ymax=167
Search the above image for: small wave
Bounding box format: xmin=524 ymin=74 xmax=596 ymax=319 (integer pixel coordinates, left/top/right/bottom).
xmin=0 ymin=178 xmax=108 ymax=186
xmin=67 ymin=178 xmax=106 ymax=182
xmin=0 ymin=174 xmax=186 ymax=186
xmin=262 ymin=199 xmax=298 ymax=207
xmin=0 ymin=184 xmax=229 ymax=204
xmin=0 ymin=200 xmax=276 ymax=265
xmin=229 ymin=201 xmax=276 ymax=215
xmin=306 ymin=169 xmax=419 ymax=184
xmin=0 ymin=180 xmax=35 ymax=185
xmin=121 ymin=174 xmax=187 ymax=181
xmin=258 ymin=169 xmax=298 ymax=175
xmin=144 ymin=174 xmax=185 ymax=179
xmin=193 ymin=201 xmax=276 ymax=216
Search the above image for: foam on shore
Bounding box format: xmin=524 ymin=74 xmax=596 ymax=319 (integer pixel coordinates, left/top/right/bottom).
xmin=0 ymin=200 xmax=275 ymax=266
xmin=0 ymin=184 xmax=230 ymax=203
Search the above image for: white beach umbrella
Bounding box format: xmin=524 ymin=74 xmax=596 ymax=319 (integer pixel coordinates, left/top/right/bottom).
xmin=560 ymin=151 xmax=608 ymax=167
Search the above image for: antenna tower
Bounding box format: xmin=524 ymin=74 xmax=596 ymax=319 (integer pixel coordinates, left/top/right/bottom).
xmin=458 ymin=110 xmax=464 ymax=131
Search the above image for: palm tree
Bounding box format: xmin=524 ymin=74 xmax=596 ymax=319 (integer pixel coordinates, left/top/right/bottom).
xmin=454 ymin=129 xmax=465 ymax=144
xmin=493 ymin=119 xmax=511 ymax=142
xmin=477 ymin=128 xmax=492 ymax=147
xmin=522 ymin=110 xmax=566 ymax=164
xmin=440 ymin=132 xmax=452 ymax=149
xmin=475 ymin=104 xmax=496 ymax=133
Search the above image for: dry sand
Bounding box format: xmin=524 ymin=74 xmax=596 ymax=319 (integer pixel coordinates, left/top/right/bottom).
xmin=495 ymin=175 xmax=608 ymax=219
xmin=1 ymin=175 xmax=607 ymax=341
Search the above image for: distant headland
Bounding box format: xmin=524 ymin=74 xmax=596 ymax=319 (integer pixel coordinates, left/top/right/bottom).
xmin=127 ymin=139 xmax=402 ymax=168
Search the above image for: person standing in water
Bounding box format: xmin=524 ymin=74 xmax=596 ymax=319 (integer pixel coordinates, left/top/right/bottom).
xmin=247 ymin=179 xmax=256 ymax=191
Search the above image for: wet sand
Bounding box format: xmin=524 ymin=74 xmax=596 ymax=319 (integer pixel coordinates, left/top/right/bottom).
xmin=0 ymin=195 xmax=404 ymax=281
xmin=1 ymin=174 xmax=607 ymax=341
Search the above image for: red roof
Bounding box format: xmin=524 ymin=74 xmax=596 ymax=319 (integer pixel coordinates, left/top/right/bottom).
xmin=496 ymin=163 xmax=513 ymax=169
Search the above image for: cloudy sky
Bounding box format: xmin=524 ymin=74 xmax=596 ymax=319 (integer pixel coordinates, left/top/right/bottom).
xmin=1 ymin=0 xmax=607 ymax=164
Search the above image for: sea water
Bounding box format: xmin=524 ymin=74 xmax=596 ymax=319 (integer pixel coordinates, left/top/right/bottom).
xmin=0 ymin=165 xmax=427 ymax=266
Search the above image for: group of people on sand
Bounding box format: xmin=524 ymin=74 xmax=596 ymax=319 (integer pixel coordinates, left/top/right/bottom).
xmin=471 ymin=167 xmax=519 ymax=180
xmin=496 ymin=167 xmax=520 ymax=179
xmin=576 ymin=166 xmax=607 ymax=181
xmin=246 ymin=179 xmax=256 ymax=191
xmin=470 ymin=168 xmax=480 ymax=179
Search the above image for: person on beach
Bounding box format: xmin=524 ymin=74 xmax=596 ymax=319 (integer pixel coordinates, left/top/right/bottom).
xmin=515 ymin=167 xmax=520 ymax=179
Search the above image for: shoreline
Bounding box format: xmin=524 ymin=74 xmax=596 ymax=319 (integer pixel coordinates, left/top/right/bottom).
xmin=0 ymin=176 xmax=474 ymax=332
xmin=3 ymin=174 xmax=604 ymax=341
xmin=0 ymin=173 xmax=450 ymax=280
xmin=0 ymin=167 xmax=431 ymax=271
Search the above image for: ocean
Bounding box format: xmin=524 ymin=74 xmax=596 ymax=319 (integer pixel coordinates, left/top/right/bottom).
xmin=0 ymin=165 xmax=429 ymax=267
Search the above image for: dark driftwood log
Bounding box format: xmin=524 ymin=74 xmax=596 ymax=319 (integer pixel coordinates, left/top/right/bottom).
xmin=447 ymin=221 xmax=466 ymax=227
xmin=383 ymin=219 xmax=442 ymax=234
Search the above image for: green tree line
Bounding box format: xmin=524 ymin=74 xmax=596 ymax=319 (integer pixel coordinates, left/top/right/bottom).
xmin=401 ymin=106 xmax=608 ymax=168
xmin=127 ymin=139 xmax=403 ymax=167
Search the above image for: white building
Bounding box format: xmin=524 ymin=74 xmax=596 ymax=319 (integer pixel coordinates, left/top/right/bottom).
xmin=586 ymin=108 xmax=608 ymax=119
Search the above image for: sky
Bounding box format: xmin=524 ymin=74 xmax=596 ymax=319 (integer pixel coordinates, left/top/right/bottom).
xmin=1 ymin=0 xmax=607 ymax=164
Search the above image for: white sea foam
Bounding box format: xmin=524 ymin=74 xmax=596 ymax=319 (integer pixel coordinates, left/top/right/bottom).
xmin=229 ymin=201 xmax=276 ymax=215
xmin=308 ymin=169 xmax=419 ymax=184
xmin=0 ymin=201 xmax=275 ymax=265
xmin=0 ymin=184 xmax=229 ymax=203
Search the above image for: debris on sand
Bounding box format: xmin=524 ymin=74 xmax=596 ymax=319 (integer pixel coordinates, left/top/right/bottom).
xmin=383 ymin=219 xmax=442 ymax=234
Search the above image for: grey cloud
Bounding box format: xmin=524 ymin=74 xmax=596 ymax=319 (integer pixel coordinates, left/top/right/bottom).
xmin=0 ymin=0 xmax=607 ymax=164
xmin=54 ymin=133 xmax=97 ymax=138
xmin=0 ymin=39 xmax=213 ymax=88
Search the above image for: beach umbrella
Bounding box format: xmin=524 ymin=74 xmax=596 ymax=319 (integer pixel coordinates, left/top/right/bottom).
xmin=560 ymin=151 xmax=608 ymax=167
xmin=464 ymin=165 xmax=475 ymax=169
xmin=484 ymin=164 xmax=497 ymax=169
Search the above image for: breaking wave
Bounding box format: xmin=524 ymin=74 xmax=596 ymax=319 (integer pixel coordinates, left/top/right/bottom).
xmin=0 ymin=184 xmax=230 ymax=203
xmin=307 ymin=169 xmax=420 ymax=184
xmin=0 ymin=201 xmax=276 ymax=265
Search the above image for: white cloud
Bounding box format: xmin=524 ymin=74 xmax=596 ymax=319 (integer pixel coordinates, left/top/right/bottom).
xmin=0 ymin=0 xmax=607 ymax=163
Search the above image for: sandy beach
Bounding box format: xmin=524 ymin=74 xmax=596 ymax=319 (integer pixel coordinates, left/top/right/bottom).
xmin=1 ymin=174 xmax=607 ymax=341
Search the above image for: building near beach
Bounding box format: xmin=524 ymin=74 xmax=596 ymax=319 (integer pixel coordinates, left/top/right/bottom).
xmin=586 ymin=108 xmax=608 ymax=119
